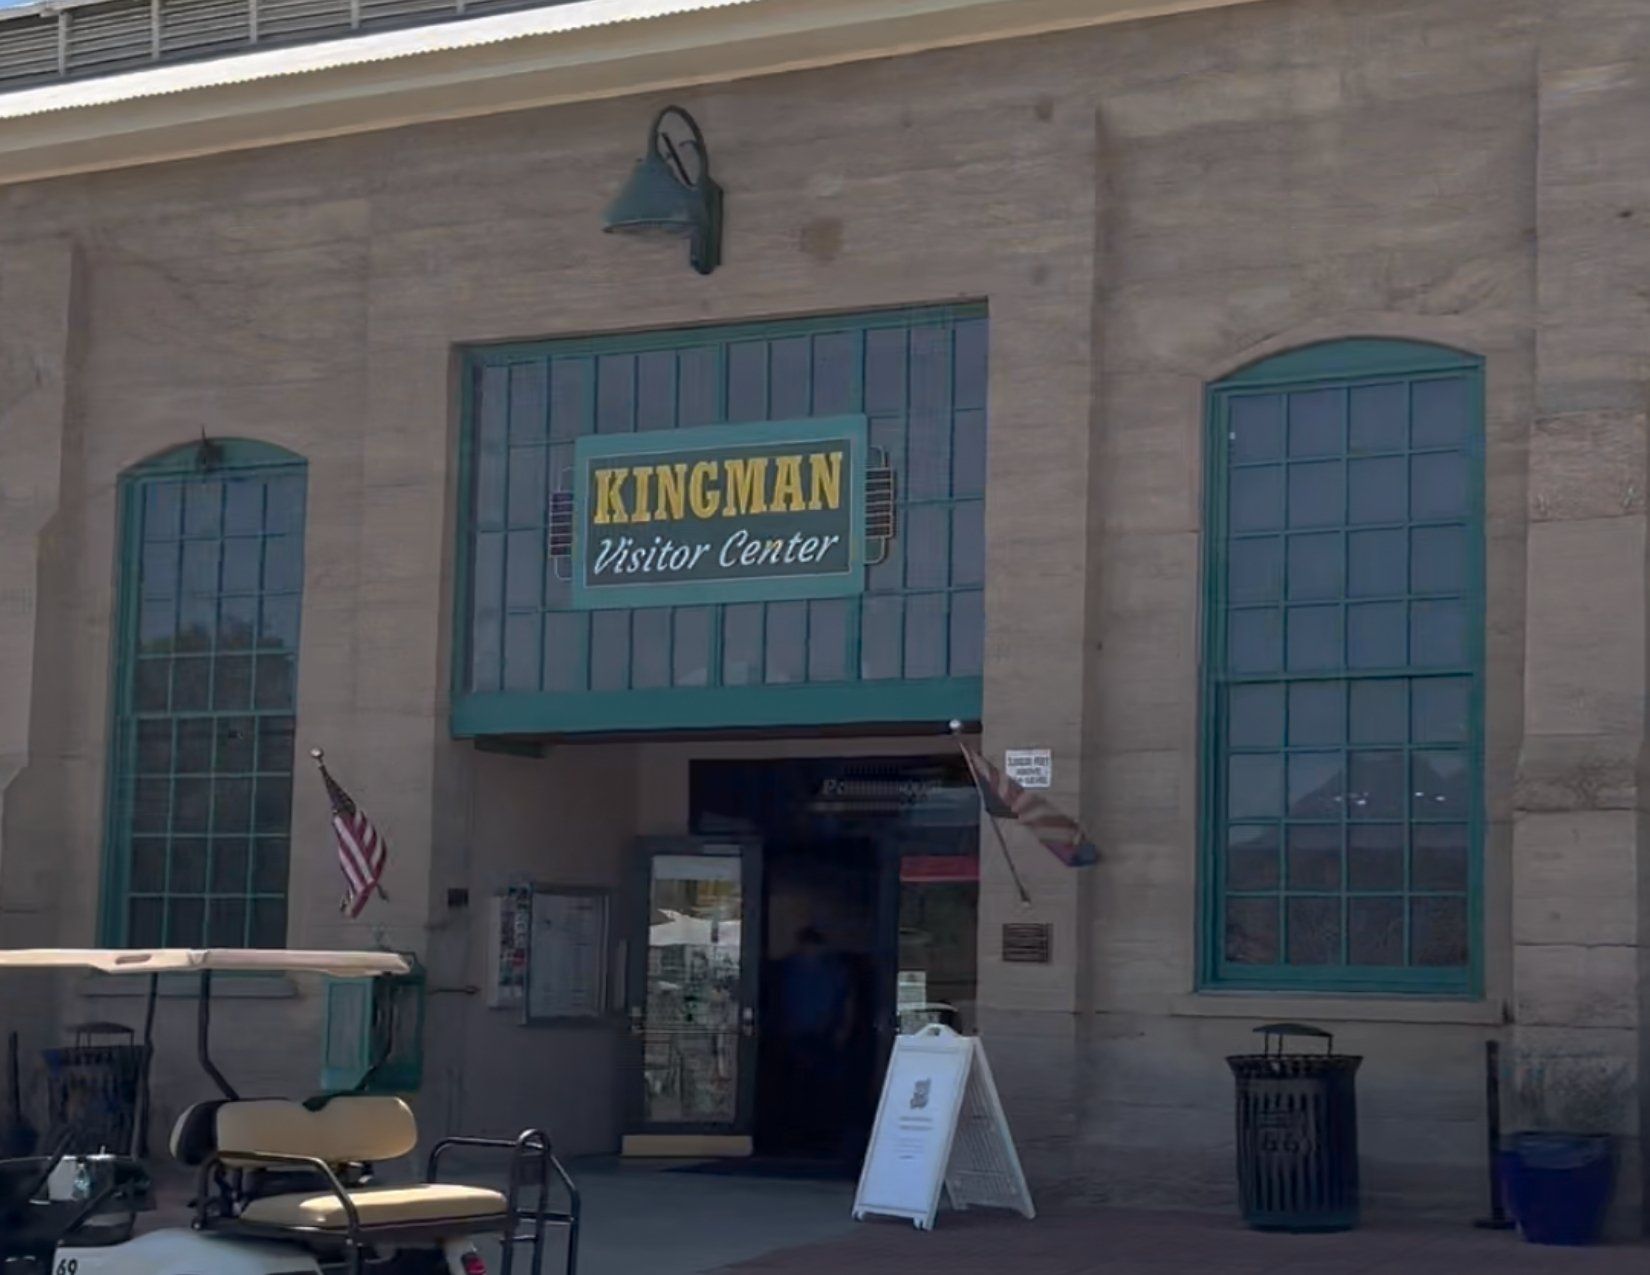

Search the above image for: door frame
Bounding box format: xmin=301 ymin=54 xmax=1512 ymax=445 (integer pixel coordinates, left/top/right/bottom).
xmin=621 ymin=835 xmax=763 ymax=1156
xmin=868 ymin=837 xmax=902 ymax=1103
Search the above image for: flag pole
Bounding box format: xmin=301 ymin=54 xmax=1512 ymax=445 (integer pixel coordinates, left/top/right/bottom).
xmin=312 ymin=748 xmax=390 ymax=903
xmin=950 ymin=720 xmax=1032 ymax=907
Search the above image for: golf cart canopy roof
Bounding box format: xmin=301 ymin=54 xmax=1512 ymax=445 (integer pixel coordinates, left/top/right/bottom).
xmin=0 ymin=948 xmax=410 ymax=977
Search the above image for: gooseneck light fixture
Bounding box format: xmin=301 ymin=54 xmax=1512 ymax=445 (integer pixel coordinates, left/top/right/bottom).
xmin=602 ymin=105 xmax=723 ymax=275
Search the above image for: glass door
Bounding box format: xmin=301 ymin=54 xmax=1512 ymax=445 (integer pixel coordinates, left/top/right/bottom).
xmin=625 ymin=837 xmax=762 ymax=1146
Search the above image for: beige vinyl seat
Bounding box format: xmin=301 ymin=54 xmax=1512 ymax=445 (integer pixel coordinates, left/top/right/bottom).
xmin=198 ymin=1096 xmax=510 ymax=1234
xmin=239 ymin=1182 xmax=507 ymax=1230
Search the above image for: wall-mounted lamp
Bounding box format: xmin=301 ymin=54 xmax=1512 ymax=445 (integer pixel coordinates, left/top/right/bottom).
xmin=602 ymin=106 xmax=722 ymax=276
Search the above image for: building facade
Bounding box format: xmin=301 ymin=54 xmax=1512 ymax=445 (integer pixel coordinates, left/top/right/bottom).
xmin=0 ymin=0 xmax=1646 ymax=1229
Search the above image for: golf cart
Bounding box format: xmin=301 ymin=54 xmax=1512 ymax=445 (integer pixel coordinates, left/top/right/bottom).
xmin=0 ymin=948 xmax=579 ymax=1275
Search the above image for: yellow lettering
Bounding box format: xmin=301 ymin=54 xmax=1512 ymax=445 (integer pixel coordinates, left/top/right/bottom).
xmin=689 ymin=461 xmax=720 ymax=518
xmin=630 ymin=467 xmax=654 ymax=524
xmin=722 ymin=457 xmax=769 ymax=517
xmin=771 ymin=455 xmax=807 ymax=513
xmin=655 ymin=463 xmax=687 ymax=523
xmin=808 ymin=450 xmax=843 ymax=512
xmin=594 ymin=467 xmax=629 ymax=525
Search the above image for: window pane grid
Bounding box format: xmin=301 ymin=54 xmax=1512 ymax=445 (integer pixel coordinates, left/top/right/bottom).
xmin=1210 ymin=359 xmax=1479 ymax=987
xmin=463 ymin=311 xmax=987 ymax=697
xmin=111 ymin=460 xmax=304 ymax=949
xmin=1228 ymin=446 xmax=1468 ymax=471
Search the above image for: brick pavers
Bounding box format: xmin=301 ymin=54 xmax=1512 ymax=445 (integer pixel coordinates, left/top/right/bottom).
xmin=716 ymin=1205 xmax=1650 ymax=1274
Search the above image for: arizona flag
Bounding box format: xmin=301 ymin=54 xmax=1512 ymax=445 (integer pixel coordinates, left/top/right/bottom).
xmin=958 ymin=742 xmax=1098 ymax=868
xmin=312 ymin=751 xmax=389 ymax=918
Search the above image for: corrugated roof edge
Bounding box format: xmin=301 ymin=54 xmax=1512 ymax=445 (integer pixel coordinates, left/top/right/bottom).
xmin=0 ymin=0 xmax=154 ymax=26
xmin=0 ymin=0 xmax=758 ymax=117
xmin=0 ymin=0 xmax=1267 ymax=183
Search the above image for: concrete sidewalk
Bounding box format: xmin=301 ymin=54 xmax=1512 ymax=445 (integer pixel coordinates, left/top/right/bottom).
xmin=139 ymin=1157 xmax=1650 ymax=1274
xmin=715 ymin=1204 xmax=1650 ymax=1275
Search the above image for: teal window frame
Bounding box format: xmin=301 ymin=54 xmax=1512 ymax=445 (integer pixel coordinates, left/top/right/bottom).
xmin=100 ymin=440 xmax=307 ymax=949
xmin=1199 ymin=340 xmax=1486 ymax=996
xmin=451 ymin=305 xmax=988 ymax=738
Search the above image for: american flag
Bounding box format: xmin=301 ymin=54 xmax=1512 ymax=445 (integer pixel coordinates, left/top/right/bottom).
xmin=312 ymin=750 xmax=389 ymax=918
xmin=958 ymin=741 xmax=1098 ymax=868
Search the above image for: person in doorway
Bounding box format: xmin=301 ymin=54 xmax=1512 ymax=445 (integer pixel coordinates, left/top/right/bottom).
xmin=774 ymin=926 xmax=855 ymax=1157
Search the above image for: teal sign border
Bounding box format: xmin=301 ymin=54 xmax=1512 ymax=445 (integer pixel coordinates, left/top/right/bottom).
xmin=571 ymin=415 xmax=869 ymax=610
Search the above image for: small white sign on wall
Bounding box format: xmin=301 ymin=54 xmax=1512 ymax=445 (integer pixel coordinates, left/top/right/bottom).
xmin=1003 ymin=749 xmax=1052 ymax=790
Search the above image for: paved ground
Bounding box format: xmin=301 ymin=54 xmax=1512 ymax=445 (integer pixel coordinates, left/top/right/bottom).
xmin=715 ymin=1204 xmax=1650 ymax=1275
xmin=513 ymin=1161 xmax=1650 ymax=1275
xmin=142 ymin=1157 xmax=1650 ymax=1273
xmin=531 ymin=1160 xmax=855 ymax=1274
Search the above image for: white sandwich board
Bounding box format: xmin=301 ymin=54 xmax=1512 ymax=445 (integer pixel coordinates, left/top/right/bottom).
xmin=852 ymin=1024 xmax=1035 ymax=1230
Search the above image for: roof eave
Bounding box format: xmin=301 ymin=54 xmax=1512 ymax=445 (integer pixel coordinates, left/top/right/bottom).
xmin=0 ymin=0 xmax=1266 ymax=186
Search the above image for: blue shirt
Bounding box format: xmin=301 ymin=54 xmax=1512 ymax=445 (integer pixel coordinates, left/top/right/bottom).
xmin=776 ymin=952 xmax=850 ymax=1037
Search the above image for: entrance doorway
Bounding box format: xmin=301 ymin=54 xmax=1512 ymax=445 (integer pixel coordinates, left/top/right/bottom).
xmin=620 ymin=755 xmax=978 ymax=1167
xmin=756 ymin=834 xmax=884 ymax=1161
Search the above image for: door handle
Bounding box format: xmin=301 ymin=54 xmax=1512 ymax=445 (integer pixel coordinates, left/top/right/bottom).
xmin=740 ymin=1006 xmax=756 ymax=1038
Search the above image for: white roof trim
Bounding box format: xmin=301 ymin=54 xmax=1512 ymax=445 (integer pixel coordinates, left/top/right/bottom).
xmin=0 ymin=0 xmax=759 ymax=119
xmin=0 ymin=0 xmax=1267 ymax=184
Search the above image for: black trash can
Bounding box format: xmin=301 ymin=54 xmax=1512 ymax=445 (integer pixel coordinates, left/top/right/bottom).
xmin=42 ymin=1023 xmax=146 ymax=1155
xmin=1227 ymin=1022 xmax=1362 ymax=1232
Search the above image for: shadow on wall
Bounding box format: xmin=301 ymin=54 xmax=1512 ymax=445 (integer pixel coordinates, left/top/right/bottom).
xmin=453 ymin=1003 xmax=627 ymax=1158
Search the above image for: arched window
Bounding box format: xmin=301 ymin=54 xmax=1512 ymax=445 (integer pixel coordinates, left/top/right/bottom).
xmin=102 ymin=440 xmax=307 ymax=948
xmin=1202 ymin=340 xmax=1483 ymax=993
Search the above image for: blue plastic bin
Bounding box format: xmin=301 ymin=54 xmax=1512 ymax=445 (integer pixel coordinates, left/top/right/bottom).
xmin=1503 ymin=1132 xmax=1613 ymax=1246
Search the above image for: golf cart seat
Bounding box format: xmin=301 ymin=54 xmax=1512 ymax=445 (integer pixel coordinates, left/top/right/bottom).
xmin=200 ymin=1096 xmax=510 ymax=1240
xmin=240 ymin=1182 xmax=508 ymax=1229
xmin=169 ymin=1097 xmax=230 ymax=1165
xmin=0 ymin=949 xmax=579 ymax=1275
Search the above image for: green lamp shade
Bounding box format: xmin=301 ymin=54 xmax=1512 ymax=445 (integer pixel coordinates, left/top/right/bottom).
xmin=603 ymin=151 xmax=703 ymax=237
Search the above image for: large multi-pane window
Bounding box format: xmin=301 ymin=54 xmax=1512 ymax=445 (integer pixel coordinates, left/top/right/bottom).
xmin=1203 ymin=341 xmax=1483 ymax=993
xmin=455 ymin=305 xmax=987 ymax=736
xmin=103 ymin=442 xmax=306 ymax=948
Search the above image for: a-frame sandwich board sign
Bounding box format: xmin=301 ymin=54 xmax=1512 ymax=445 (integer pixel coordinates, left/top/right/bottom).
xmin=852 ymin=1024 xmax=1035 ymax=1231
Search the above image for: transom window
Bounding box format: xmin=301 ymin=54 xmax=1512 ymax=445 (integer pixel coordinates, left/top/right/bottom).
xmin=102 ymin=442 xmax=306 ymax=949
xmin=1202 ymin=341 xmax=1483 ymax=993
xmin=454 ymin=305 xmax=987 ymax=737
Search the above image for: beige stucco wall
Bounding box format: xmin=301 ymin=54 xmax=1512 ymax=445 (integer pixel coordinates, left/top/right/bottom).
xmin=431 ymin=744 xmax=634 ymax=1153
xmin=1066 ymin=0 xmax=1540 ymax=1212
xmin=0 ymin=0 xmax=1646 ymax=1227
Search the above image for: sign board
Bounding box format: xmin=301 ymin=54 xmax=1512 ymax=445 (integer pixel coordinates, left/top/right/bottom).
xmin=489 ymin=886 xmax=610 ymax=1018
xmin=571 ymin=416 xmax=868 ymax=609
xmin=489 ymin=887 xmax=533 ymax=1008
xmin=899 ymin=854 xmax=980 ymax=884
xmin=853 ymin=1026 xmax=1035 ymax=1231
xmin=1001 ymin=922 xmax=1052 ymax=964
xmin=1004 ymin=749 xmax=1052 ymax=789
xmin=526 ymin=891 xmax=609 ymax=1021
